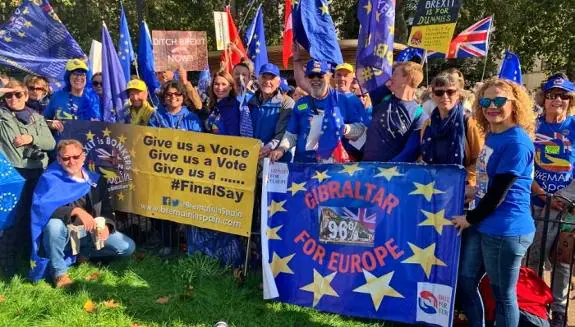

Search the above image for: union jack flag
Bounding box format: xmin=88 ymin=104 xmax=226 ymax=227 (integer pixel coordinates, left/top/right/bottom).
xmin=342 ymin=207 xmax=377 ymax=233
xmin=447 ymin=16 xmax=493 ymax=59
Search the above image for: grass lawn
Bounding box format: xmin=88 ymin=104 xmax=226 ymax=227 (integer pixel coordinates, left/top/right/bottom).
xmin=0 ymin=252 xmax=391 ymax=327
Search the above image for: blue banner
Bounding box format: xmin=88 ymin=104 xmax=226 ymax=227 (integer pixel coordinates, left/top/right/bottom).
xmin=0 ymin=0 xmax=84 ymax=86
xmin=0 ymin=152 xmax=25 ymax=230
xmin=261 ymin=161 xmax=465 ymax=326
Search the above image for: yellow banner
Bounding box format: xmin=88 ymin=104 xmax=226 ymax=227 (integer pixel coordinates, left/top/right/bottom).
xmin=62 ymin=121 xmax=261 ymax=236
xmin=407 ymin=23 xmax=456 ymax=54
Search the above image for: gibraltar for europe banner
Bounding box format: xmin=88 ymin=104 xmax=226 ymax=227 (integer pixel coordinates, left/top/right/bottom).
xmin=61 ymin=120 xmax=261 ymax=236
xmin=261 ymin=160 xmax=465 ymax=326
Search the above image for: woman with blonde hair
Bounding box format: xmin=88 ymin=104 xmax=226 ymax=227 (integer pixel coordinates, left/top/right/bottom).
xmin=453 ymin=78 xmax=536 ymax=327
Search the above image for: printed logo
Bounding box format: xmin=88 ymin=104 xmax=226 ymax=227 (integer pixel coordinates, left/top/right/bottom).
xmin=416 ymin=282 xmax=453 ymax=327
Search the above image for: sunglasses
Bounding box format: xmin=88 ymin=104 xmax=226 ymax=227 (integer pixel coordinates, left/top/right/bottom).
xmin=433 ymin=89 xmax=458 ymax=97
xmin=59 ymin=153 xmax=84 ymax=162
xmin=545 ymin=93 xmax=571 ymax=101
xmin=479 ymin=96 xmax=509 ymax=108
xmin=307 ymin=73 xmax=325 ymax=79
xmin=71 ymin=72 xmax=86 ymax=78
xmin=28 ymin=86 xmax=45 ymax=92
xmin=165 ymin=92 xmax=183 ymax=98
xmin=92 ymin=81 xmax=102 ymax=87
xmin=4 ymin=92 xmax=24 ymax=99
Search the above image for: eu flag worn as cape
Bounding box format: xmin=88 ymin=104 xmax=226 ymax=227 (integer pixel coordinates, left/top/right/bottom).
xmin=118 ymin=3 xmax=135 ymax=82
xmin=102 ymin=23 xmax=128 ymax=123
xmin=356 ymin=0 xmax=395 ymax=92
xmin=262 ymin=160 xmax=465 ymax=327
xmin=0 ymin=0 xmax=85 ymax=86
xmin=0 ymin=152 xmax=25 ymax=231
xmin=292 ymin=0 xmax=342 ymax=65
xmin=137 ymin=21 xmax=160 ymax=106
xmin=499 ymin=50 xmax=523 ymax=85
xmin=245 ymin=5 xmax=269 ymax=76
xmin=29 ymin=162 xmax=100 ymax=282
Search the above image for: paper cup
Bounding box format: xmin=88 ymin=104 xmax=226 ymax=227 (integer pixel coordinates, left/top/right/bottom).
xmin=94 ymin=217 xmax=106 ymax=229
xmin=93 ymin=217 xmax=107 ymax=250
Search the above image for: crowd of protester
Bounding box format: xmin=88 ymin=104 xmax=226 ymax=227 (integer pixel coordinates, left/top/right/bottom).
xmin=1 ymin=46 xmax=575 ymax=326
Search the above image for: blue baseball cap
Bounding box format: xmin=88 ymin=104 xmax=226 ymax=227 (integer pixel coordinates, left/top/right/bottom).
xmin=542 ymin=76 xmax=575 ymax=93
xmin=305 ymin=59 xmax=329 ymax=76
xmin=259 ymin=63 xmax=280 ymax=77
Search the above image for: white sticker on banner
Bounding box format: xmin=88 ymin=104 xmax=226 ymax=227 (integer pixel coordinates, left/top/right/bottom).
xmin=267 ymin=162 xmax=289 ymax=193
xmin=416 ymin=282 xmax=453 ymax=327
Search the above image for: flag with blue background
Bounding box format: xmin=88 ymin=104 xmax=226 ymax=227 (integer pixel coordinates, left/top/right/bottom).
xmin=137 ymin=21 xmax=160 ymax=106
xmin=101 ymin=23 xmax=127 ymax=123
xmin=245 ymin=5 xmax=269 ymax=76
xmin=118 ymin=3 xmax=135 ymax=82
xmin=499 ymin=50 xmax=523 ymax=85
xmin=397 ymin=47 xmax=425 ymax=63
xmin=262 ymin=160 xmax=465 ymax=326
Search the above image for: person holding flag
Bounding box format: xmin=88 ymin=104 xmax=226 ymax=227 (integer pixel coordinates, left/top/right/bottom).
xmin=121 ymin=79 xmax=156 ymax=126
xmin=269 ymin=59 xmax=365 ymax=163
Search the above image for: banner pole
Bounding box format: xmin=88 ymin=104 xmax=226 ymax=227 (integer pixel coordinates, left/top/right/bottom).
xmin=480 ymin=14 xmax=494 ymax=81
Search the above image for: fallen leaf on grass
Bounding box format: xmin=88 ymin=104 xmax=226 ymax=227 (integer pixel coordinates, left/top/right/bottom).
xmin=0 ymin=295 xmax=5 ymax=303
xmin=130 ymin=324 xmax=146 ymax=327
xmin=83 ymin=300 xmax=96 ymax=313
xmin=135 ymin=252 xmax=146 ymax=261
xmin=103 ymin=299 xmax=120 ymax=309
xmin=156 ymin=296 xmax=170 ymax=304
xmin=177 ymin=285 xmax=194 ymax=300
xmin=85 ymin=272 xmax=101 ymax=281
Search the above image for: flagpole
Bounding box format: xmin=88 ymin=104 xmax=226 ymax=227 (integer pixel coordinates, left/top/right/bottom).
xmin=238 ymin=0 xmax=259 ymax=33
xmin=423 ymin=49 xmax=429 ymax=86
xmin=480 ymin=14 xmax=494 ymax=81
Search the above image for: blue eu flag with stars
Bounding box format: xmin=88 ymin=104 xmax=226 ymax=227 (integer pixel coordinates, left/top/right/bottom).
xmin=262 ymin=161 xmax=465 ymax=326
xmin=356 ymin=0 xmax=395 ymax=92
xmin=292 ymin=0 xmax=343 ymax=65
xmin=137 ymin=21 xmax=160 ymax=106
xmin=101 ymin=23 xmax=127 ymax=122
xmin=118 ymin=3 xmax=135 ymax=82
xmin=245 ymin=5 xmax=269 ymax=76
xmin=499 ymin=50 xmax=523 ymax=85
xmin=397 ymin=47 xmax=425 ymax=63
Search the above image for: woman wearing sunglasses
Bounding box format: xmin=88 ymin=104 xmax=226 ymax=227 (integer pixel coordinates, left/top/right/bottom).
xmin=23 ymin=75 xmax=51 ymax=115
xmin=420 ymin=72 xmax=483 ymax=188
xmin=0 ymin=80 xmax=55 ymax=277
xmin=453 ymin=78 xmax=536 ymax=327
xmin=148 ymin=81 xmax=202 ymax=132
xmin=527 ymin=74 xmax=575 ymax=326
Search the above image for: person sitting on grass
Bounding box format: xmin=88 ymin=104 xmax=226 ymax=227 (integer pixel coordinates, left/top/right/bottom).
xmin=29 ymin=139 xmax=135 ymax=288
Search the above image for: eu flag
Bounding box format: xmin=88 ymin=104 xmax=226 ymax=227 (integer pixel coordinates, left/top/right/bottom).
xmin=499 ymin=50 xmax=523 ymax=85
xmin=245 ymin=5 xmax=269 ymax=76
xmin=292 ymin=0 xmax=342 ymax=65
xmin=137 ymin=21 xmax=160 ymax=106
xmin=356 ymin=0 xmax=395 ymax=92
xmin=0 ymin=0 xmax=84 ymax=85
xmin=397 ymin=47 xmax=425 ymax=63
xmin=101 ymin=23 xmax=127 ymax=123
xmin=0 ymin=152 xmax=24 ymax=230
xmin=262 ymin=160 xmax=465 ymax=327
xmin=118 ymin=3 xmax=135 ymax=82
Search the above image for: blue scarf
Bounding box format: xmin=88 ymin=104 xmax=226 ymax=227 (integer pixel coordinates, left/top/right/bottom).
xmin=29 ymin=162 xmax=100 ymax=282
xmin=316 ymin=90 xmax=345 ymax=160
xmin=421 ymin=102 xmax=466 ymax=165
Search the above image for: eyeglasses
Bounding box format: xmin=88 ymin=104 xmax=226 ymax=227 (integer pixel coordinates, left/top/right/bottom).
xmin=479 ymin=97 xmax=510 ymax=108
xmin=71 ymin=72 xmax=86 ymax=78
xmin=307 ymin=73 xmax=325 ymax=80
xmin=545 ymin=93 xmax=571 ymax=101
xmin=92 ymin=81 xmax=102 ymax=87
xmin=165 ymin=92 xmax=183 ymax=98
xmin=4 ymin=92 xmax=24 ymax=100
xmin=28 ymin=86 xmax=45 ymax=92
xmin=59 ymin=153 xmax=84 ymax=162
xmin=432 ymin=89 xmax=458 ymax=97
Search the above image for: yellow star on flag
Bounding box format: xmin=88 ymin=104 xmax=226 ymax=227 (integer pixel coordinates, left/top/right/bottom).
xmin=17 ymin=31 xmax=25 ymax=38
xmin=267 ymin=225 xmax=283 ymax=240
xmin=85 ymin=130 xmax=95 ymax=141
xmin=128 ymin=183 xmax=135 ymax=191
xmin=116 ymin=192 xmax=125 ymax=201
xmin=4 ymin=37 xmax=12 ymax=42
xmin=24 ymin=20 xmax=32 ymax=27
xmin=353 ymin=270 xmax=404 ymax=311
xmin=102 ymin=127 xmax=112 ymax=137
xmin=30 ymin=260 xmax=36 ymax=269
xmin=402 ymin=242 xmax=447 ymax=279
xmin=418 ymin=209 xmax=452 ymax=235
xmin=300 ymin=269 xmax=339 ymax=307
xmin=320 ymin=2 xmax=329 ymax=15
xmin=287 ymin=181 xmax=306 ymax=195
xmin=409 ymin=182 xmax=445 ymax=201
xmin=374 ymin=166 xmax=403 ymax=181
xmin=340 ymin=164 xmax=363 ymax=176
xmin=312 ymin=170 xmax=330 ymax=182
xmin=364 ymin=0 xmax=372 ymax=14
xmin=270 ymin=252 xmax=295 ymax=277
xmin=130 ymin=148 xmax=136 ymax=157
xmin=118 ymin=134 xmax=127 ymax=144
xmin=268 ymin=200 xmax=287 ymax=217
xmin=23 ymin=7 xmax=29 ymax=14
xmin=376 ymin=11 xmax=382 ymax=22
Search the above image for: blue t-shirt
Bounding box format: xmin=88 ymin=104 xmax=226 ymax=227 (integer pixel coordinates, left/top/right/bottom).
xmin=533 ymin=116 xmax=575 ymax=206
xmin=148 ymin=106 xmax=203 ymax=132
xmin=286 ymin=88 xmax=364 ymax=163
xmin=474 ymin=126 xmax=535 ymax=236
xmin=44 ymin=90 xmax=101 ymax=121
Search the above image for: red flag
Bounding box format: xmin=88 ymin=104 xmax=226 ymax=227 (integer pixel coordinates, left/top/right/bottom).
xmin=282 ymin=0 xmax=293 ymax=69
xmin=220 ymin=6 xmax=247 ymax=73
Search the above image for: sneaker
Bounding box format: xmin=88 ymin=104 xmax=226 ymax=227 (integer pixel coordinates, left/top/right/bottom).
xmin=214 ymin=322 xmax=228 ymax=327
xmin=54 ymin=273 xmax=74 ymax=288
xmin=551 ymin=311 xmax=566 ymax=327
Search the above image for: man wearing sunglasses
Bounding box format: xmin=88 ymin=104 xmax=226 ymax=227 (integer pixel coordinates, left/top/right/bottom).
xmin=270 ymin=59 xmax=365 ymax=163
xmin=121 ymin=79 xmax=156 ymax=125
xmin=30 ymin=139 xmax=135 ymax=288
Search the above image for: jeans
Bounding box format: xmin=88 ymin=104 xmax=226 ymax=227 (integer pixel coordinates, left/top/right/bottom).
xmin=42 ymin=218 xmax=136 ymax=277
xmin=482 ymin=232 xmax=534 ymax=327
xmin=458 ymin=227 xmax=486 ymax=327
xmin=526 ymin=206 xmax=570 ymax=314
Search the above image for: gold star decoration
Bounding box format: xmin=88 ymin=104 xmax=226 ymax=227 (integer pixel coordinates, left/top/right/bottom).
xmin=17 ymin=31 xmax=25 ymax=38
xmin=30 ymin=260 xmax=36 ymax=269
xmin=270 ymin=252 xmax=295 ymax=277
xmin=353 ymin=270 xmax=404 ymax=311
xmin=22 ymin=7 xmax=30 ymax=15
xmin=287 ymin=181 xmax=306 ymax=195
xmin=364 ymin=0 xmax=372 ymax=14
xmin=418 ymin=209 xmax=452 ymax=235
xmin=116 ymin=192 xmax=125 ymax=201
xmin=267 ymin=225 xmax=283 ymax=240
xmin=312 ymin=170 xmax=330 ymax=183
xmin=118 ymin=134 xmax=127 ymax=144
xmin=401 ymin=242 xmax=447 ymax=279
xmin=3 ymin=37 xmax=12 ymax=42
xmin=102 ymin=127 xmax=112 ymax=137
xmin=268 ymin=200 xmax=287 ymax=217
xmin=128 ymin=183 xmax=135 ymax=191
xmin=130 ymin=148 xmax=136 ymax=157
xmin=85 ymin=130 xmax=95 ymax=141
xmin=409 ymin=182 xmax=445 ymax=201
xmin=374 ymin=166 xmax=403 ymax=181
xmin=340 ymin=164 xmax=363 ymax=176
xmin=300 ymin=269 xmax=339 ymax=307
xmin=23 ymin=20 xmax=32 ymax=27
xmin=320 ymin=2 xmax=329 ymax=15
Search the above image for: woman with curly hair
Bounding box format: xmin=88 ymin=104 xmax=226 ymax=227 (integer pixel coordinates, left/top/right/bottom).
xmin=453 ymin=78 xmax=536 ymax=327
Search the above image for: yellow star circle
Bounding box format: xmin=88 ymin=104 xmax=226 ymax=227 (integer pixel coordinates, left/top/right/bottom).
xmin=102 ymin=127 xmax=112 ymax=137
xmin=85 ymin=130 xmax=95 ymax=141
